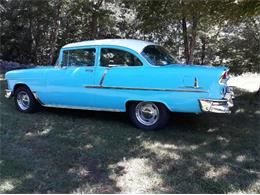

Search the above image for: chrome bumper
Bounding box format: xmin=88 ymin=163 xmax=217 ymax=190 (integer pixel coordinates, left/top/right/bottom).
xmin=199 ymin=88 xmax=234 ymax=114
xmin=5 ymin=89 xmax=12 ymax=98
xmin=3 ymin=79 xmax=12 ymax=98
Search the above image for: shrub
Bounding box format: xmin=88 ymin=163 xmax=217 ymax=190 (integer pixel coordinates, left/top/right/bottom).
xmin=0 ymin=60 xmax=35 ymax=72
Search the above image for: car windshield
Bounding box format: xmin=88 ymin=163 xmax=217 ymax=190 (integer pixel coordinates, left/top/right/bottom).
xmin=141 ymin=45 xmax=177 ymax=66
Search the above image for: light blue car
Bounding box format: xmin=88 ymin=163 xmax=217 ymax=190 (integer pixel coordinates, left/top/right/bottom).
xmin=4 ymin=39 xmax=234 ymax=130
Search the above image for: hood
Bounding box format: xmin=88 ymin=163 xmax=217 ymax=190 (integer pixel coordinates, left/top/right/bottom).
xmin=5 ymin=66 xmax=54 ymax=80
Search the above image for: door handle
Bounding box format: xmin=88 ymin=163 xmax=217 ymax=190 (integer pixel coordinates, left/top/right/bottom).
xmin=85 ymin=69 xmax=94 ymax=72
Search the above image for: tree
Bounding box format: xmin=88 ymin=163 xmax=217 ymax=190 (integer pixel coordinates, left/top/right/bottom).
xmin=0 ymin=0 xmax=259 ymax=74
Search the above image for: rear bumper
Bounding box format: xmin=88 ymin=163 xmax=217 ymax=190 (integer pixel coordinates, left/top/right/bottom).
xmin=199 ymin=87 xmax=234 ymax=114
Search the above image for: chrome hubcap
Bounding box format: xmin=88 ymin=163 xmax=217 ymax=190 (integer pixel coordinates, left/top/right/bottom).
xmin=135 ymin=102 xmax=159 ymax=126
xmin=17 ymin=91 xmax=30 ymax=110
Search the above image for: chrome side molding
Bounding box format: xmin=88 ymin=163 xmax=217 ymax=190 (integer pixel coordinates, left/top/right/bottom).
xmin=42 ymin=104 xmax=122 ymax=112
xmin=99 ymin=68 xmax=109 ymax=86
xmin=32 ymin=91 xmax=122 ymax=112
xmin=84 ymin=85 xmax=208 ymax=93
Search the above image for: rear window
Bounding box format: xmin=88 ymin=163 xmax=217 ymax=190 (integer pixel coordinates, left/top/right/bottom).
xmin=141 ymin=45 xmax=177 ymax=66
xmin=101 ymin=48 xmax=142 ymax=67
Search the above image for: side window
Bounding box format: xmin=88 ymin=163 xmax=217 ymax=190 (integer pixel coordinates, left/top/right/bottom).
xmin=101 ymin=48 xmax=142 ymax=67
xmin=62 ymin=48 xmax=95 ymax=67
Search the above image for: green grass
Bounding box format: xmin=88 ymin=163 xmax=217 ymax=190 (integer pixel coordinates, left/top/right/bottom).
xmin=0 ymin=75 xmax=259 ymax=193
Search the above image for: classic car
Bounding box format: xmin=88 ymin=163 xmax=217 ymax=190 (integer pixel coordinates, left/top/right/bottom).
xmin=4 ymin=39 xmax=234 ymax=130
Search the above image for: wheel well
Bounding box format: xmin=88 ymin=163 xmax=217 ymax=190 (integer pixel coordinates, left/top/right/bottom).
xmin=126 ymin=100 xmax=138 ymax=111
xmin=125 ymin=100 xmax=170 ymax=111
xmin=13 ymin=83 xmax=42 ymax=106
xmin=13 ymin=83 xmax=31 ymax=94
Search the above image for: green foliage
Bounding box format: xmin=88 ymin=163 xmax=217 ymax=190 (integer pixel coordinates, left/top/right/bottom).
xmin=0 ymin=0 xmax=259 ymax=73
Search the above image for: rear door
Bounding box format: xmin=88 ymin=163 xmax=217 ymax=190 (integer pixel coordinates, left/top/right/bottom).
xmin=93 ymin=47 xmax=144 ymax=110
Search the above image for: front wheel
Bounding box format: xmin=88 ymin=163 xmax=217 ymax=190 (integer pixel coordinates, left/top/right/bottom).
xmin=14 ymin=86 xmax=39 ymax=113
xmin=128 ymin=101 xmax=170 ymax=130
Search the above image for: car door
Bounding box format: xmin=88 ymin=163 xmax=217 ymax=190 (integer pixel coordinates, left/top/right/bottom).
xmin=93 ymin=47 xmax=144 ymax=110
xmin=44 ymin=47 xmax=97 ymax=107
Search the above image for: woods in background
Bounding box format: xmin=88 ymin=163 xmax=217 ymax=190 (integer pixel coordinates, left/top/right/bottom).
xmin=0 ymin=0 xmax=259 ymax=74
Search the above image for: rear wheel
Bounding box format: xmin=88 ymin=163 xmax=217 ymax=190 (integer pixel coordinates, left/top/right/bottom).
xmin=14 ymin=86 xmax=38 ymax=113
xmin=128 ymin=101 xmax=170 ymax=130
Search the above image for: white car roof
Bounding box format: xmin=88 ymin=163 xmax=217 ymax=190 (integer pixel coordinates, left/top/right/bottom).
xmin=62 ymin=39 xmax=156 ymax=53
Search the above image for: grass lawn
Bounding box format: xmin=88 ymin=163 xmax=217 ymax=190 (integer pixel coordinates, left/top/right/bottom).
xmin=0 ymin=74 xmax=259 ymax=193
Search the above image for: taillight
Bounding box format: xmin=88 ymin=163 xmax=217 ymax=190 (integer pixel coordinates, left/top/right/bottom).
xmin=219 ymin=71 xmax=229 ymax=84
xmin=222 ymin=71 xmax=229 ymax=79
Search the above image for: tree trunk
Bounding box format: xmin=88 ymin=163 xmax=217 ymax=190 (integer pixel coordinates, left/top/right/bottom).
xmin=200 ymin=36 xmax=206 ymax=65
xmin=28 ymin=1 xmax=35 ymax=63
xmin=49 ymin=2 xmax=62 ymax=65
xmin=90 ymin=13 xmax=98 ymax=39
xmin=188 ymin=16 xmax=197 ymax=64
xmin=181 ymin=17 xmax=189 ymax=64
xmin=90 ymin=0 xmax=103 ymax=39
